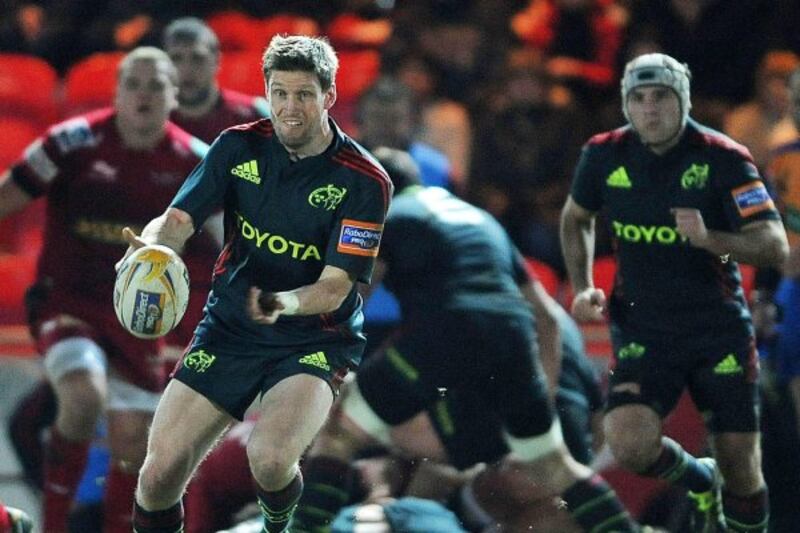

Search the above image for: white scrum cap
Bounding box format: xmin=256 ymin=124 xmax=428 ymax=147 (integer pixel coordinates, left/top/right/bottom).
xmin=621 ymin=53 xmax=692 ymax=126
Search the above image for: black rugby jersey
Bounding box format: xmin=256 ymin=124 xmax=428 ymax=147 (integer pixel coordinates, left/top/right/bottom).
xmin=171 ymin=118 xmax=392 ymax=345
xmin=380 ymin=186 xmax=531 ymax=321
xmin=570 ymin=119 xmax=779 ymax=338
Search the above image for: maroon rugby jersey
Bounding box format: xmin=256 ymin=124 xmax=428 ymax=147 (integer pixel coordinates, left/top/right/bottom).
xmin=170 ymin=88 xmax=269 ymax=144
xmin=10 ymin=108 xmax=209 ymax=302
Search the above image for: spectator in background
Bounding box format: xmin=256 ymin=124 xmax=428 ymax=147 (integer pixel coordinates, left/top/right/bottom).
xmin=0 ymin=47 xmax=208 ymax=533
xmin=627 ymin=0 xmax=781 ymax=129
xmin=0 ymin=0 xmax=89 ymax=73
xmin=163 ymin=16 xmax=269 ymax=145
xmin=510 ymin=0 xmax=629 ymax=108
xmin=470 ymin=48 xmax=588 ymax=275
xmin=724 ymin=50 xmax=800 ymax=171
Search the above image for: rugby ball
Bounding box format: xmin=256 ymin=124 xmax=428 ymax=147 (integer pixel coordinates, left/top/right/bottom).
xmin=114 ymin=244 xmax=190 ymax=339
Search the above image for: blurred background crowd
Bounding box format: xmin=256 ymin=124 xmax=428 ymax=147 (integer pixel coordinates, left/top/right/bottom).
xmin=1 ymin=0 xmax=800 ymax=531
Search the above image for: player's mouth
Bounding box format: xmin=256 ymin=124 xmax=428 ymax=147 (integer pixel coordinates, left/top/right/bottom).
xmin=136 ymin=104 xmax=153 ymax=114
xmin=282 ymin=119 xmax=303 ymax=129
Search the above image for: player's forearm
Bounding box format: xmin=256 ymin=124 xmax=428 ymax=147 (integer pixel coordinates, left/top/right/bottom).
xmin=140 ymin=208 xmax=196 ymax=253
xmin=560 ymin=214 xmax=596 ymax=293
xmin=521 ymin=280 xmax=562 ymax=396
xmin=0 ymin=171 xmax=33 ymax=220
xmin=701 ymin=221 xmax=788 ymax=267
xmin=278 ymin=274 xmax=353 ymax=316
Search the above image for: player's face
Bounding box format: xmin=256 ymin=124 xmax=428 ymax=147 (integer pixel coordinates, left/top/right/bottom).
xmin=790 ymin=75 xmax=800 ymax=132
xmin=627 ymin=86 xmax=683 ymax=151
xmin=116 ymin=59 xmax=177 ymax=133
xmin=268 ymin=70 xmax=335 ymax=151
xmin=166 ymin=40 xmax=218 ymax=107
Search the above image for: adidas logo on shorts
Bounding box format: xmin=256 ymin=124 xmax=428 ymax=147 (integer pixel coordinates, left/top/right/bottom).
xmin=299 ymin=351 xmax=330 ymax=371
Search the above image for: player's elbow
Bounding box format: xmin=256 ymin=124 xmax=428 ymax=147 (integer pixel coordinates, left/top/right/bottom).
xmin=763 ymin=227 xmax=789 ymax=267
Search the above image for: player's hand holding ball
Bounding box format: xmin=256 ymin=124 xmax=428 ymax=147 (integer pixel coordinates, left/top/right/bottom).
xmin=114 ymin=227 xmax=190 ymax=339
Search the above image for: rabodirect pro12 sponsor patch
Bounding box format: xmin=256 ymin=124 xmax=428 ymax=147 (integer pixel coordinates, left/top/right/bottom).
xmin=337 ymin=219 xmax=383 ymax=257
xmin=731 ymin=182 xmax=774 ymax=217
xmin=130 ymin=290 xmax=164 ymax=335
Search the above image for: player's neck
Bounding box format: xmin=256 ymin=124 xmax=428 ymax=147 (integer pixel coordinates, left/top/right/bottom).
xmin=176 ymin=86 xmax=220 ymax=119
xmin=115 ymin=118 xmax=167 ymax=150
xmin=288 ymin=120 xmax=334 ymax=160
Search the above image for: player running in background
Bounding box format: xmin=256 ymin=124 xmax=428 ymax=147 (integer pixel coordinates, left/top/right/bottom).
xmin=0 ymin=47 xmax=208 ymax=533
xmin=125 ymin=35 xmax=391 ymax=533
xmin=560 ymin=53 xmax=788 ymax=533
xmin=294 ymin=147 xmax=640 ymax=533
xmin=163 ymin=17 xmax=269 ymax=145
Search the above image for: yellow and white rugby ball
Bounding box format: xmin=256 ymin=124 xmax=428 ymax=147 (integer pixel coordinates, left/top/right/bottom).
xmin=114 ymin=244 xmax=190 ymax=339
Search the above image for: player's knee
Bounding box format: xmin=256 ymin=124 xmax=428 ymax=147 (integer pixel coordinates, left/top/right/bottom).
xmin=604 ymin=406 xmax=661 ymax=471
xmin=247 ymin=440 xmax=297 ymax=487
xmin=137 ymin=450 xmax=192 ymax=505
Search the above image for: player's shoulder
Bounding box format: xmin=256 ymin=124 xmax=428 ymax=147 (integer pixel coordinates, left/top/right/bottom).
xmin=687 ymin=119 xmax=754 ymax=162
xmin=331 ymin=135 xmax=393 ymax=202
xmin=222 ymin=117 xmax=274 ymax=138
xmin=585 ymin=125 xmax=633 ymax=150
xmin=46 ymin=107 xmax=112 ymax=154
xmin=164 ymin=121 xmax=209 ymax=160
xmin=219 ymin=88 xmax=269 ymax=118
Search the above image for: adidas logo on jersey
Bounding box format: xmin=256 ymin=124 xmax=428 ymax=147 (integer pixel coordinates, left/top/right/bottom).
xmin=299 ymin=351 xmax=330 ymax=371
xmin=607 ymin=167 xmax=632 ymax=188
xmin=714 ymin=354 xmax=743 ymax=375
xmin=231 ymin=160 xmax=261 ymax=184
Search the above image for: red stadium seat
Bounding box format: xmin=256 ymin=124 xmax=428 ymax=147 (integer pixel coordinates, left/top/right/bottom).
xmin=206 ymin=11 xmax=263 ymax=52
xmin=326 ymin=13 xmax=393 ymax=49
xmin=0 ymin=53 xmax=60 ymax=125
xmin=739 ymin=263 xmax=755 ymax=302
xmin=335 ymin=50 xmax=381 ymax=104
xmin=0 ymin=117 xmax=45 ymax=255
xmin=0 ymin=116 xmax=43 ymax=171
xmin=592 ymin=255 xmax=617 ymax=296
xmin=63 ymin=52 xmax=125 ymax=116
xmin=217 ymin=51 xmax=266 ymax=97
xmin=259 ymin=14 xmax=320 ymax=44
xmin=524 ymin=257 xmax=562 ymax=298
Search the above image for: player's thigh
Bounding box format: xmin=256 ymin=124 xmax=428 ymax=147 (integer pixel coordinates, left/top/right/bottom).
xmin=146 ymin=379 xmax=234 ymax=473
xmin=354 ymin=336 xmax=436 ymax=428
xmin=606 ymin=324 xmax=687 ymax=418
xmin=249 ymin=373 xmax=335 ymax=464
xmin=688 ymin=340 xmax=760 ymax=433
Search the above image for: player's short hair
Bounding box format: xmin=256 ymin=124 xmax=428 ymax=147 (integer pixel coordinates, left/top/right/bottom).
xmin=356 ymin=76 xmax=418 ymax=125
xmin=163 ymin=17 xmax=219 ymax=55
xmin=621 ymin=53 xmax=692 ymax=127
xmin=372 ymin=147 xmax=421 ymax=194
xmin=262 ymin=35 xmax=338 ymax=91
xmin=118 ymin=46 xmax=177 ymax=86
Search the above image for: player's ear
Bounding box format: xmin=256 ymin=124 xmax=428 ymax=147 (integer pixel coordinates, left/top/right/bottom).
xmin=324 ymin=84 xmax=337 ymax=110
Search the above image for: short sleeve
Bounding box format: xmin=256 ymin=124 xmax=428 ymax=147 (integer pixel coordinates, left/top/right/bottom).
xmin=170 ymin=133 xmax=231 ymax=228
xmin=719 ymin=157 xmax=780 ymax=230
xmin=10 ymin=117 xmax=95 ymax=197
xmin=324 ymin=174 xmax=392 ymax=284
xmin=570 ymin=144 xmax=604 ymax=212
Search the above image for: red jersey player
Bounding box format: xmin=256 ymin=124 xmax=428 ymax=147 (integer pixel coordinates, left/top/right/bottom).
xmin=0 ymin=47 xmax=207 ymax=533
